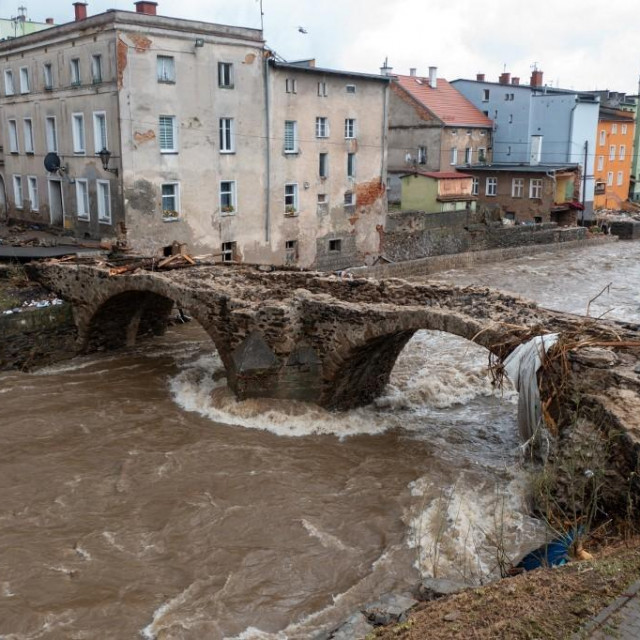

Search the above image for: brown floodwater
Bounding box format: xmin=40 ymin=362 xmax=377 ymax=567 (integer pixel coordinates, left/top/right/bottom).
xmin=1 ymin=239 xmax=636 ymax=639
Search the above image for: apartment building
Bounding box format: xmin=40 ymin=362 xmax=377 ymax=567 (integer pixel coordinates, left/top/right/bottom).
xmin=0 ymin=2 xmax=389 ymax=270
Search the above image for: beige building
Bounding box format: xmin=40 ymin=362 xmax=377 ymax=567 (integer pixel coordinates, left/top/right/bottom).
xmin=0 ymin=2 xmax=389 ymax=270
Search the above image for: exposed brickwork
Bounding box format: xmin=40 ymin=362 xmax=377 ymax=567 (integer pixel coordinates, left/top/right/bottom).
xmin=355 ymin=178 xmax=386 ymax=207
xmin=133 ymin=129 xmax=156 ymax=144
xmin=116 ymin=37 xmax=128 ymax=89
xmin=127 ymin=33 xmax=152 ymax=53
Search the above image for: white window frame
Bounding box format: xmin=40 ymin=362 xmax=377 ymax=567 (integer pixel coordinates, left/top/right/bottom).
xmin=317 ymin=81 xmax=328 ymax=97
xmin=221 ymin=241 xmax=236 ymax=263
xmin=284 ymin=120 xmax=298 ymax=153
xmin=13 ymin=175 xmax=23 ymax=209
xmin=599 ymin=130 xmax=606 ymax=146
xmin=72 ymin=113 xmax=86 ymax=154
xmin=219 ymin=180 xmax=237 ymax=214
xmin=315 ymin=117 xmax=329 ymax=138
xmin=344 ymin=191 xmax=356 ymax=206
xmin=347 ymin=152 xmax=356 ymax=179
xmin=4 ymin=69 xmax=14 ymax=95
xmin=96 ymin=179 xmax=112 ymax=224
xmin=45 ymin=116 xmax=58 ymax=153
xmin=284 ymin=183 xmax=298 ymax=214
xmin=486 ymin=177 xmax=497 ymax=196
xmin=156 ymin=55 xmax=175 ymax=83
xmin=620 ymin=145 xmax=626 ymax=160
xmin=23 ymin=118 xmax=34 ymax=154
xmin=70 ymin=58 xmax=81 ymax=86
xmin=43 ymin=63 xmax=53 ymax=89
xmin=344 ymin=118 xmax=356 ymax=139
xmin=482 ymin=88 xmax=490 ymax=101
xmin=319 ymin=152 xmax=328 ymax=178
xmin=161 ymin=182 xmax=180 ymax=220
xmin=8 ymin=119 xmax=19 ymax=153
xmin=285 ymin=78 xmax=297 ymax=94
xmin=218 ymin=62 xmax=234 ymax=88
xmin=418 ymin=146 xmax=427 ymax=164
xmin=93 ymin=111 xmax=108 ymax=154
xmin=219 ymin=117 xmax=235 ymax=153
xmin=609 ymin=145 xmax=616 ymax=161
xmin=612 ymin=123 xmax=618 ymax=134
xmin=75 ymin=179 xmax=90 ymax=220
xmin=27 ymin=176 xmax=39 ymax=212
xmin=529 ymin=178 xmax=543 ymax=199
xmin=19 ymin=66 xmax=30 ymax=94
xmin=607 ymin=171 xmax=614 ymax=186
xmin=158 ymin=115 xmax=178 ymax=153
xmin=597 ymin=155 xmax=604 ymax=172
xmin=471 ymin=177 xmax=479 ymax=195
xmin=622 ymin=124 xmax=628 ymax=135
xmin=91 ymin=54 xmax=103 ymax=83
xmin=450 ymin=147 xmax=458 ymax=165
xmin=511 ymin=177 xmax=524 ymax=198
xmin=465 ymin=147 xmax=472 ymax=164
xmin=617 ymin=171 xmax=624 ymax=186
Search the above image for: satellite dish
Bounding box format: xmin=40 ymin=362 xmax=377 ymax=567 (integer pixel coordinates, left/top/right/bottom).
xmin=44 ymin=152 xmax=61 ymax=173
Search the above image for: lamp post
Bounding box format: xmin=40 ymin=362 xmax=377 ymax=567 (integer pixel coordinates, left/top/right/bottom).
xmin=98 ymin=147 xmax=119 ymax=177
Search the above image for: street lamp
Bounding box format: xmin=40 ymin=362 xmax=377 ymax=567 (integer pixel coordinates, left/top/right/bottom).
xmin=98 ymin=147 xmax=119 ymax=177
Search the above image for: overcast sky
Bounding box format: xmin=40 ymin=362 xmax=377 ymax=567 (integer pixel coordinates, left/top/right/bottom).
xmin=14 ymin=0 xmax=640 ymax=94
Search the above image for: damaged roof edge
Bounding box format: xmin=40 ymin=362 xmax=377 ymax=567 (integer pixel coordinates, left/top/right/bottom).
xmin=270 ymin=60 xmax=390 ymax=83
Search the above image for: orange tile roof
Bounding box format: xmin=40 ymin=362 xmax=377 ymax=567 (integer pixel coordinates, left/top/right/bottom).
xmin=394 ymin=75 xmax=493 ymax=128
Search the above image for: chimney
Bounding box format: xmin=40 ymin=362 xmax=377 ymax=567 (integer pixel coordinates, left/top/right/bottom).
xmin=499 ymin=72 xmax=511 ymax=85
xmin=428 ymin=66 xmax=437 ymax=89
xmin=135 ymin=1 xmax=158 ymax=15
xmin=511 ymin=76 xmax=520 ymax=85
xmin=380 ymin=58 xmax=393 ymax=77
xmin=476 ymin=73 xmax=485 ymax=82
xmin=73 ymin=2 xmax=88 ymax=21
xmin=530 ymin=69 xmax=544 ymax=87
xmin=45 ymin=17 xmax=54 ymax=24
xmin=409 ymin=68 xmax=417 ymax=77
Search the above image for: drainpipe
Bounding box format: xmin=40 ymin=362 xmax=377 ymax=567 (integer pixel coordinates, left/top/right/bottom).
xmin=263 ymin=52 xmax=271 ymax=243
xmin=567 ymin=99 xmax=578 ymax=162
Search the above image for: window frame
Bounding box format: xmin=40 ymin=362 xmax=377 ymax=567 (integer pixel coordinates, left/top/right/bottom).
xmin=529 ymin=178 xmax=543 ymax=199
xmin=75 ymin=178 xmax=90 ymax=220
xmin=482 ymin=88 xmax=490 ymax=101
xmin=315 ymin=116 xmax=329 ymax=139
xmin=13 ymin=175 xmax=23 ymax=209
xmin=617 ymin=171 xmax=624 ymax=186
xmin=450 ymin=147 xmax=458 ymax=165
xmin=319 ymin=152 xmax=328 ymax=178
xmin=43 ymin=63 xmax=53 ymax=90
xmin=71 ymin=113 xmax=86 ymax=154
xmin=218 ymin=62 xmax=234 ymax=89
xmin=27 ymin=176 xmax=39 ymax=212
xmin=96 ymin=179 xmax=112 ymax=224
xmin=344 ymin=118 xmax=356 ymax=139
xmin=464 ymin=147 xmax=472 ymax=164
xmin=612 ymin=123 xmax=618 ymax=134
xmin=417 ymin=146 xmax=427 ymax=165
xmin=347 ymin=152 xmax=356 ymax=179
xmin=23 ymin=118 xmax=34 ymax=154
xmin=161 ymin=182 xmax=180 ymax=220
xmin=597 ymin=155 xmax=604 ymax=171
xmin=91 ymin=54 xmax=103 ymax=84
xmin=486 ymin=176 xmax=497 ymax=196
xmin=158 ymin=115 xmax=178 ymax=153
xmin=599 ymin=130 xmax=606 ymax=146
xmin=156 ymin=55 xmax=175 ymax=83
xmin=93 ymin=111 xmax=108 ymax=154
xmin=4 ymin=69 xmax=14 ymax=95
xmin=219 ymin=117 xmax=235 ymax=153
xmin=70 ymin=58 xmax=81 ymax=86
xmin=609 ymin=145 xmax=616 ymax=161
xmin=622 ymin=124 xmax=628 ymax=135
xmin=620 ymin=145 xmax=626 ymax=160
xmin=219 ymin=180 xmax=237 ymax=214
xmin=221 ymin=241 xmax=236 ymax=263
xmin=471 ymin=177 xmax=479 ymax=196
xmin=284 ymin=120 xmax=298 ymax=153
xmin=8 ymin=119 xmax=19 ymax=153
xmin=607 ymin=171 xmax=614 ymax=186
xmin=19 ymin=66 xmax=30 ymax=94
xmin=285 ymin=77 xmax=297 ymax=94
xmin=511 ymin=177 xmax=524 ymax=198
xmin=45 ymin=116 xmax=58 ymax=153
xmin=284 ymin=183 xmax=298 ymax=214
xmin=344 ymin=190 xmax=356 ymax=207
xmin=317 ymin=81 xmax=328 ymax=97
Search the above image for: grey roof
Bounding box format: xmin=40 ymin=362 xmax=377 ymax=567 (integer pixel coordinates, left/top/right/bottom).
xmin=270 ymin=60 xmax=390 ymax=82
xmin=456 ymin=163 xmax=579 ymax=173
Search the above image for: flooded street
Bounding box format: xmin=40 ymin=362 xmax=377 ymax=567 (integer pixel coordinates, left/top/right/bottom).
xmin=0 ymin=239 xmax=637 ymax=639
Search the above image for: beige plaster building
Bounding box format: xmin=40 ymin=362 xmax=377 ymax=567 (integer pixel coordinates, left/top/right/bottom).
xmin=0 ymin=2 xmax=389 ymax=270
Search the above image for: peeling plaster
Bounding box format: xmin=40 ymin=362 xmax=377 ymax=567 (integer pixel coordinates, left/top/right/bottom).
xmin=128 ymin=33 xmax=152 ymax=53
xmin=133 ymin=129 xmax=156 ymax=144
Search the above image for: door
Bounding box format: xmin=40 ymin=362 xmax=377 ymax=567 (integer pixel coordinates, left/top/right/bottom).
xmin=48 ymin=179 xmax=64 ymax=226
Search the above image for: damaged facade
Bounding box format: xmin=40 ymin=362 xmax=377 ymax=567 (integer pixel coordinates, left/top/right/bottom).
xmin=0 ymin=2 xmax=389 ymax=269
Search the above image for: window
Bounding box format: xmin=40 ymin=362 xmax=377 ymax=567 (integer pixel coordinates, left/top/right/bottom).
xmin=486 ymin=177 xmax=497 ymax=196
xmin=285 ymin=78 xmax=297 ymax=93
xmin=622 ymin=124 xmax=628 ymax=135
xmin=23 ymin=118 xmax=34 ymax=154
xmin=344 ymin=118 xmax=356 ymax=139
xmin=346 ymin=84 xmax=356 ymax=94
xmin=529 ymin=178 xmax=543 ymax=199
xmin=285 ymin=240 xmax=298 ymax=263
xmin=418 ymin=146 xmax=427 ymax=164
xmin=218 ymin=62 xmax=233 ymax=88
xmin=609 ymin=145 xmax=616 ymax=161
xmin=161 ymin=183 xmax=179 ymax=220
xmin=620 ymin=145 xmax=626 ymax=160
xmin=97 ymin=180 xmax=111 ymax=223
xmin=530 ymin=135 xmax=543 ymax=163
xmin=597 ymin=155 xmax=604 ymax=171
xmin=219 ymin=117 xmax=234 ymax=153
xmin=93 ymin=111 xmax=108 ymax=153
xmin=317 ymin=193 xmax=328 ymax=212
xmin=70 ymin=58 xmax=81 ymax=85
xmin=157 ymin=55 xmax=175 ymax=83
xmin=319 ymin=152 xmax=328 ymax=178
xmin=316 ymin=117 xmax=329 ymax=138
xmin=284 ymin=183 xmax=298 ymax=214
xmin=612 ymin=123 xmax=618 ymax=134
xmin=478 ymin=147 xmax=487 ymax=162
xmin=43 ymin=63 xmax=53 ymax=89
xmin=347 ymin=152 xmax=356 ymax=179
xmin=607 ymin=171 xmax=614 ymax=186
xmin=344 ymin=191 xmax=355 ymax=206
xmin=599 ymin=130 xmax=606 ymax=146
xmin=317 ymin=81 xmax=328 ymax=97
xmin=328 ymin=239 xmax=341 ymax=252
xmin=617 ymin=171 xmax=624 ymax=186
xmin=471 ymin=177 xmax=479 ymax=195
xmin=71 ymin=113 xmax=85 ymax=153
xmin=511 ymin=178 xmax=524 ymax=198
xmin=482 ymin=88 xmax=490 ymax=101
xmin=221 ymin=241 xmax=236 ymax=263
xmin=318 ymin=193 xmax=327 ymax=204
xmin=505 ymin=212 xmax=516 ymax=222
xmin=219 ymin=180 xmax=236 ymax=213
xmin=45 ymin=116 xmax=58 ymax=153
xmin=13 ymin=175 xmax=23 ymax=209
xmin=76 ymin=179 xmax=90 ymax=220
xmin=158 ymin=115 xmax=177 ymax=153
xmin=91 ymin=54 xmax=102 ymax=83
xmin=4 ymin=69 xmax=14 ymax=95
xmin=465 ymin=147 xmax=472 ymax=163
xmin=19 ymin=66 xmax=30 ymax=93
xmin=27 ymin=176 xmax=39 ymax=212
xmin=284 ymin=120 xmax=298 ymax=153
xmin=450 ymin=147 xmax=458 ymax=165
xmin=8 ymin=119 xmax=18 ymax=153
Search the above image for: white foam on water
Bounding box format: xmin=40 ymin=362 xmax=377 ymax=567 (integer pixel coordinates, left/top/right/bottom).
xmin=300 ymin=519 xmax=350 ymax=551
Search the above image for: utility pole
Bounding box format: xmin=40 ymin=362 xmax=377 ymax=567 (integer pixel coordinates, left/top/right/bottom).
xmin=581 ymin=139 xmax=588 ymax=226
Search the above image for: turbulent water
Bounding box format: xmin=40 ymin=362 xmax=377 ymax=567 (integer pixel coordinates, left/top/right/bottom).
xmin=0 ymin=239 xmax=637 ymax=639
